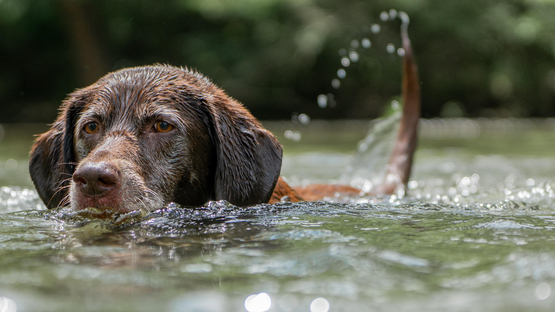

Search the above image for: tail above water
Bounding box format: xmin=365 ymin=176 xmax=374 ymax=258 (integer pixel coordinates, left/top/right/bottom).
xmin=376 ymin=16 xmax=421 ymax=195
xmin=272 ymin=15 xmax=420 ymax=203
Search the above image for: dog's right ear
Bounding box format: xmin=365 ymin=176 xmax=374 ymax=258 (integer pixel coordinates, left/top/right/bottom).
xmin=29 ymin=91 xmax=87 ymax=208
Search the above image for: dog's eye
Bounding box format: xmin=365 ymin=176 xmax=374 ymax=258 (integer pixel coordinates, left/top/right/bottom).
xmin=84 ymin=122 xmax=99 ymax=134
xmin=154 ymin=121 xmax=174 ymax=133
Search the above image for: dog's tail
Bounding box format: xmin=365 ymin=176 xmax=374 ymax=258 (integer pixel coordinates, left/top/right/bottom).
xmin=376 ymin=15 xmax=420 ymax=195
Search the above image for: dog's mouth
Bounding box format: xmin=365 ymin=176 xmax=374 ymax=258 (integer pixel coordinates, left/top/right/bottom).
xmin=72 ymin=195 xmax=124 ymax=212
xmin=71 ymin=186 xmax=123 ymax=211
xmin=71 ymin=189 xmax=163 ymax=213
xmin=72 ymin=195 xmax=160 ymax=213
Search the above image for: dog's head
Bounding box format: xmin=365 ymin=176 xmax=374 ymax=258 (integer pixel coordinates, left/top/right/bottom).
xmin=30 ymin=65 xmax=282 ymax=212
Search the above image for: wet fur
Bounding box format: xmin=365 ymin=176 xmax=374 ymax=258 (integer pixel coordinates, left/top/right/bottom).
xmin=30 ymin=65 xmax=282 ymax=212
xmin=30 ymin=26 xmax=419 ymax=211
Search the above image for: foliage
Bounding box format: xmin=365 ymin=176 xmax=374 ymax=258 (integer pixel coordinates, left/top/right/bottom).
xmin=0 ymin=0 xmax=555 ymax=122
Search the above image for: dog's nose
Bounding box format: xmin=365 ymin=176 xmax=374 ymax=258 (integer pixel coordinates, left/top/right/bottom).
xmin=73 ymin=162 xmax=119 ymax=197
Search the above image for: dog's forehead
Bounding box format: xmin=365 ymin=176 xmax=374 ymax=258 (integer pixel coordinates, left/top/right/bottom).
xmin=75 ymin=66 xmax=224 ymax=133
xmin=96 ymin=72 xmax=178 ymax=108
xmin=84 ymin=68 xmax=208 ymax=118
xmin=98 ymin=66 xmax=214 ymax=100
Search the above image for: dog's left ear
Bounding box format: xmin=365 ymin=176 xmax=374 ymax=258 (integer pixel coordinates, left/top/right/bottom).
xmin=204 ymin=99 xmax=282 ymax=206
xmin=29 ymin=91 xmax=86 ymax=208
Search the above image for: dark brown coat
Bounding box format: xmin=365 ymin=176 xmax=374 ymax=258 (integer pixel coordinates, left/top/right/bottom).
xmin=30 ymin=25 xmax=419 ymax=212
xmin=30 ymin=66 xmax=283 ymax=212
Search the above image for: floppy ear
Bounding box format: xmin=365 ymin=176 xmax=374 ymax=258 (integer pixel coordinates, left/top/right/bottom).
xmin=204 ymin=99 xmax=282 ymax=206
xmin=29 ymin=93 xmax=85 ymax=208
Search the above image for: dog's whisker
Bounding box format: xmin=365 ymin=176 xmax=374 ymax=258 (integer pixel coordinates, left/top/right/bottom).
xmin=48 ymin=180 xmax=72 ymax=207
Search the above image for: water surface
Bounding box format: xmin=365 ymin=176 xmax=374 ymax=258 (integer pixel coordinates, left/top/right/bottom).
xmin=1 ymin=119 xmax=555 ymax=312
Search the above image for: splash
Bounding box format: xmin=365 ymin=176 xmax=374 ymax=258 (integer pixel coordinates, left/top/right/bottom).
xmin=288 ymin=10 xmax=413 ymax=143
xmin=340 ymin=101 xmax=402 ymax=192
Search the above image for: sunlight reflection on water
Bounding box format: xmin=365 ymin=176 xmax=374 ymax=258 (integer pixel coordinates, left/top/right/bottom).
xmin=309 ymin=297 xmax=330 ymax=312
xmin=0 ymin=186 xmax=44 ymax=212
xmin=0 ymin=297 xmax=17 ymax=312
xmin=244 ymin=292 xmax=272 ymax=312
xmin=535 ymin=282 xmax=552 ymax=301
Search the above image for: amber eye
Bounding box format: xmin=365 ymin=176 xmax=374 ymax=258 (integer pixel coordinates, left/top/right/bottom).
xmin=154 ymin=121 xmax=174 ymax=133
xmin=84 ymin=122 xmax=99 ymax=134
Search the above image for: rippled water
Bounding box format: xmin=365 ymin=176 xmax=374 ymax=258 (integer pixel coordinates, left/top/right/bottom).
xmin=1 ymin=120 xmax=555 ymax=312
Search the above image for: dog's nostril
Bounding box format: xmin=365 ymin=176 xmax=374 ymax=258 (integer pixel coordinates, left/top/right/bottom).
xmin=73 ymin=175 xmax=87 ymax=185
xmin=73 ymin=162 xmax=119 ymax=196
xmin=98 ymin=176 xmax=116 ymax=186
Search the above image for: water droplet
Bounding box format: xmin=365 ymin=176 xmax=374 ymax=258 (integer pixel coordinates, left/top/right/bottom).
xmin=386 ymin=43 xmax=395 ymax=54
xmin=350 ymin=39 xmax=359 ymax=49
xmin=285 ymin=130 xmax=302 ymax=141
xmin=245 ymin=292 xmax=272 ymax=312
xmin=362 ymin=180 xmax=373 ymax=192
xmin=361 ymin=38 xmax=371 ymax=48
xmin=408 ymin=180 xmax=418 ymax=190
xmin=338 ymin=48 xmax=347 ymax=56
xmin=310 ymin=297 xmax=330 ymax=312
xmin=348 ymin=51 xmax=359 ymax=62
xmin=331 ymin=79 xmax=340 ymax=89
xmin=460 ymin=176 xmax=471 ymax=187
xmin=389 ymin=9 xmax=398 ymax=20
xmin=341 ymin=57 xmax=350 ymax=67
xmin=399 ymin=11 xmax=410 ymax=25
xmin=298 ymin=113 xmax=310 ymax=125
xmin=397 ymin=48 xmax=405 ymax=57
xmin=371 ymin=24 xmax=381 ymax=34
xmin=317 ymin=94 xmax=328 ymax=108
xmin=380 ymin=11 xmax=389 ymax=22
xmin=337 ymin=68 xmax=346 ymax=79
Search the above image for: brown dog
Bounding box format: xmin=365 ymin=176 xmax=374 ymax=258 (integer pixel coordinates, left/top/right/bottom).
xmin=29 ymin=28 xmax=419 ymax=212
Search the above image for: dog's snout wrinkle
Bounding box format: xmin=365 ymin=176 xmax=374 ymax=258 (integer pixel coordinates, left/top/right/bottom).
xmin=73 ymin=162 xmax=119 ymax=197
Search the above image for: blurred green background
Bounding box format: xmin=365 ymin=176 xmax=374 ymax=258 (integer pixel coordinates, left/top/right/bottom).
xmin=1 ymin=0 xmax=555 ymax=123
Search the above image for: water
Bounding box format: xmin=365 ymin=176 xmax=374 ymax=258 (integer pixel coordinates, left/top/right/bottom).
xmin=2 ymin=120 xmax=555 ymax=311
